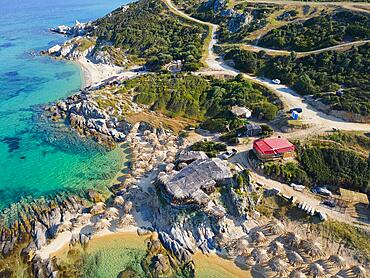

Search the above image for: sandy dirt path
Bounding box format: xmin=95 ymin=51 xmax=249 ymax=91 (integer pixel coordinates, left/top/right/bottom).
xmin=163 ymin=0 xmax=370 ymax=132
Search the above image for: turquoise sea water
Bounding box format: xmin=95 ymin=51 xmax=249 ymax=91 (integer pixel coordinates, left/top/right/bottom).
xmin=0 ymin=0 xmax=130 ymax=210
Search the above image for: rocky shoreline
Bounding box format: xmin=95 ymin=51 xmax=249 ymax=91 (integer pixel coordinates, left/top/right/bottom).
xmin=44 ymin=92 xmax=131 ymax=148
xmin=1 ymin=11 xmax=369 ymax=278
xmin=2 ymin=79 xmax=369 ymax=277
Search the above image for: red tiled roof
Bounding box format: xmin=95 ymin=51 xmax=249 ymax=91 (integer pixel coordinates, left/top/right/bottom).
xmin=253 ymin=137 xmax=295 ymax=155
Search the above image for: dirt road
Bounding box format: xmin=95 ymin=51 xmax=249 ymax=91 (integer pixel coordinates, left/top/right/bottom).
xmin=238 ymin=40 xmax=370 ymax=57
xmin=165 ymin=0 xmax=370 ymax=228
xmin=229 ymin=148 xmax=370 ymax=231
xmin=243 ymin=0 xmax=370 ymax=14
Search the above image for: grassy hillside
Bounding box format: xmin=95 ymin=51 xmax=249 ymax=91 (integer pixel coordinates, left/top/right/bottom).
xmin=223 ymin=43 xmax=370 ymax=116
xmin=120 ymin=73 xmax=280 ymax=130
xmin=89 ymin=0 xmax=208 ymax=70
xmin=258 ymin=11 xmax=370 ymax=51
xmin=263 ymin=132 xmax=370 ymax=194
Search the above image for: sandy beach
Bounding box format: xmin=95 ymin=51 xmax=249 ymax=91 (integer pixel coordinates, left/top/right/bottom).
xmin=36 ymin=218 xmax=139 ymax=260
xmin=49 ymin=231 xmax=252 ymax=278
xmin=76 ymin=57 xmax=142 ymax=88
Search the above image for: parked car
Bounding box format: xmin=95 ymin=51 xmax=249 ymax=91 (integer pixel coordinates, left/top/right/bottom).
xmin=323 ymin=200 xmax=336 ymax=208
xmin=317 ymin=211 xmax=328 ymax=221
xmin=294 ymin=184 xmax=305 ymax=192
xmin=266 ymin=188 xmax=280 ymax=196
xmin=272 ymin=79 xmax=281 ymax=84
xmin=312 ymin=187 xmax=332 ymax=197
xmin=221 ymin=149 xmax=237 ymax=160
xmin=336 ymin=90 xmax=344 ymax=97
xmin=289 ymin=107 xmax=303 ymax=113
xmin=256 ymin=182 xmax=264 ymax=187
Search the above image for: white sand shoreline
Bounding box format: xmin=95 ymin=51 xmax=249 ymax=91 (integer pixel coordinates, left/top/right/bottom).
xmin=38 ymin=224 xmax=139 ymax=260
xmin=75 ymin=57 xmax=122 ymax=88
xmin=75 ymin=57 xmax=144 ymax=89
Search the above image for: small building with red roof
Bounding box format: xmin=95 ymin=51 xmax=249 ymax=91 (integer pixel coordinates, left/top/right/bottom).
xmin=253 ymin=137 xmax=295 ymax=161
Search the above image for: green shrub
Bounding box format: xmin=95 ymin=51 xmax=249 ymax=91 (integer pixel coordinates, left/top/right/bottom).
xmin=264 ymin=162 xmax=310 ymax=185
xmin=224 ymin=43 xmax=370 ymax=116
xmin=90 ymin=0 xmax=207 ymax=70
xmin=190 ymin=141 xmax=227 ymax=157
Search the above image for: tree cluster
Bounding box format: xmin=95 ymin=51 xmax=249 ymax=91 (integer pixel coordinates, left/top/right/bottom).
xmin=258 ymin=11 xmax=370 ymax=51
xmin=122 ymin=73 xmax=280 ymax=132
xmin=224 ymin=43 xmax=370 ymax=115
xmin=90 ymin=0 xmax=208 ymax=70
xmin=264 ymin=138 xmax=370 ymax=194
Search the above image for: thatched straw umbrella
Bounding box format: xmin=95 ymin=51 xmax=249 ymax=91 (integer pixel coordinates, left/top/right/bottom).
xmin=94 ymin=218 xmax=111 ymax=231
xmin=287 ymin=250 xmax=304 ymax=266
xmin=57 ymin=220 xmax=72 ymax=233
xmin=236 ymin=238 xmax=250 ymax=256
xmin=104 ymin=207 xmax=119 ymax=220
xmin=329 ymin=255 xmax=346 ymax=269
xmin=113 ymin=196 xmax=125 ymax=208
xmin=289 ymin=269 xmax=306 ymax=278
xmin=117 ymin=214 xmax=135 ymax=228
xmin=251 ymin=231 xmax=267 ymax=245
xmin=268 ymin=257 xmax=288 ymax=274
xmin=165 ymin=163 xmax=175 ymax=173
xmin=267 ymin=219 xmax=285 ymax=235
xmin=285 ymin=232 xmax=302 ymax=248
xmin=90 ymin=202 xmax=106 ymax=215
xmin=252 ymin=248 xmax=269 ymax=264
xmin=309 ymin=263 xmax=325 ymax=277
xmin=124 ymin=201 xmax=133 ymax=214
xmin=300 ymin=240 xmax=324 ymax=258
xmin=351 ymin=265 xmax=367 ymax=278
xmin=268 ymin=240 xmax=285 ymax=256
xmin=73 ymin=213 xmax=92 ymax=227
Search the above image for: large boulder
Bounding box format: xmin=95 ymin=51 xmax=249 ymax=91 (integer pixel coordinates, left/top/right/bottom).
xmin=48 ymin=45 xmax=61 ymax=55
xmin=32 ymin=222 xmax=47 ymax=249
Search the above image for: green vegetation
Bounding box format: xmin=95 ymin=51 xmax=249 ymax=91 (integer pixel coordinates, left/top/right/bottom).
xmin=264 ymin=161 xmax=310 ymax=185
xmin=219 ymin=2 xmax=279 ymax=43
xmin=262 ymin=134 xmax=370 ymax=194
xmin=74 ymin=38 xmax=95 ymax=52
xmin=258 ymin=11 xmax=370 ymax=51
xmin=256 ymin=195 xmax=311 ymax=222
xmin=174 ymin=0 xmax=279 ymax=43
xmin=315 ymin=221 xmax=370 ymax=262
xmin=323 ymin=131 xmax=370 ymax=157
xmin=223 ymin=43 xmax=370 ymax=116
xmin=190 ymin=141 xmax=227 ymax=157
xmin=90 ymin=0 xmax=208 ymax=70
xmin=235 ymin=169 xmax=250 ymax=190
xmin=122 ymin=73 xmax=280 ymax=131
xmin=261 ymin=124 xmax=274 ymax=137
xmin=297 ymin=141 xmax=370 ymax=194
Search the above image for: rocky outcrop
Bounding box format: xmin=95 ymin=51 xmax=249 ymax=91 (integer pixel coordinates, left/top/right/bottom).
xmin=159 ymin=232 xmax=192 ymax=262
xmin=45 ymin=91 xmax=132 ymax=146
xmin=227 ymin=12 xmax=253 ymax=33
xmin=91 ymin=46 xmax=130 ymax=67
xmin=204 ymin=1 xmax=253 ymax=33
xmin=48 ymin=37 xmax=96 ymax=60
xmin=0 ymin=194 xmax=86 ymax=260
xmin=50 ymin=20 xmax=93 ymax=36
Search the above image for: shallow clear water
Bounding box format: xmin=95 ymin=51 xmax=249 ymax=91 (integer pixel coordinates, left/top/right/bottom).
xmin=80 ymin=233 xmax=147 ymax=278
xmin=0 ymin=0 xmax=130 ymax=210
xmin=55 ymin=233 xmax=251 ymax=278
